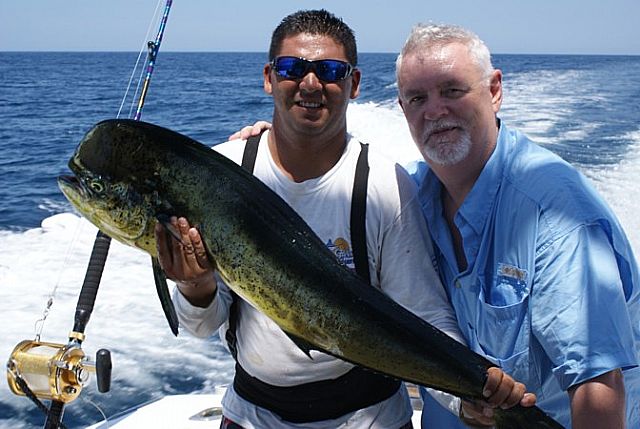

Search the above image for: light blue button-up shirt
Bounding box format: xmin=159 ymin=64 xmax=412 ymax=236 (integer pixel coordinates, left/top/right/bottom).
xmin=408 ymin=122 xmax=640 ymax=428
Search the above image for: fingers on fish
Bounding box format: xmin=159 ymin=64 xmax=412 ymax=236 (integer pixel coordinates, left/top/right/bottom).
xmin=156 ymin=214 xmax=186 ymax=246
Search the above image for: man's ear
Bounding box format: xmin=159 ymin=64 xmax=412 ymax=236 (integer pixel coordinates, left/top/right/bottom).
xmin=350 ymin=68 xmax=361 ymax=99
xmin=490 ymin=69 xmax=503 ymax=113
xmin=264 ymin=63 xmax=273 ymax=95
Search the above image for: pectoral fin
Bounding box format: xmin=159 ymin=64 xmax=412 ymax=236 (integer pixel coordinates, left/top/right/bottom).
xmin=156 ymin=214 xmax=185 ymax=245
xmin=151 ymin=256 xmax=179 ymax=336
xmin=285 ymin=332 xmax=317 ymax=359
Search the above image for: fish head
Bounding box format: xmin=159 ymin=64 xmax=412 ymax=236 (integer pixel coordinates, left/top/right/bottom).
xmin=58 ymin=120 xmax=172 ymax=255
xmin=58 ymin=169 xmax=157 ymax=250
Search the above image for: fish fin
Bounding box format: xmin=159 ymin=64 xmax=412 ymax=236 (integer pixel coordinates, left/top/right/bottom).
xmin=285 ymin=333 xmax=318 ymax=359
xmin=151 ymin=256 xmax=180 ymax=336
xmin=495 ymin=404 xmax=565 ymax=429
xmin=156 ymin=213 xmax=185 ymax=245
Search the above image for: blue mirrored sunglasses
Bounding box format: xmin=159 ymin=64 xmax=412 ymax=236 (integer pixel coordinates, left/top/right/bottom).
xmin=271 ymin=56 xmax=354 ymax=82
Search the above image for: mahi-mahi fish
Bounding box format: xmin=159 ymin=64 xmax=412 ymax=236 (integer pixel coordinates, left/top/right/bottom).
xmin=58 ymin=119 xmax=563 ymax=428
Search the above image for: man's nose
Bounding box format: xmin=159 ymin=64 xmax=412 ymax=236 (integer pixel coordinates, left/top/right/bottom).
xmin=299 ymin=71 xmax=322 ymax=92
xmin=422 ymin=96 xmax=449 ymax=120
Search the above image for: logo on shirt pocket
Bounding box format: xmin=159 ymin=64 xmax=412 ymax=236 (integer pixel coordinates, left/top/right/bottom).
xmin=495 ymin=262 xmax=529 ymax=305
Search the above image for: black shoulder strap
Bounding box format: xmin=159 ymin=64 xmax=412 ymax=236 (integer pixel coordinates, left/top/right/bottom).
xmin=241 ymin=132 xmax=261 ymax=172
xmin=226 ymin=137 xmax=371 ymax=361
xmin=226 ymin=132 xmax=263 ymax=360
xmin=351 ymin=142 xmax=370 ymax=285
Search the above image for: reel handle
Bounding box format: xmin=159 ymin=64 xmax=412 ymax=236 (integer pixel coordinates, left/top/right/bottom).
xmin=96 ymin=349 xmax=112 ymax=393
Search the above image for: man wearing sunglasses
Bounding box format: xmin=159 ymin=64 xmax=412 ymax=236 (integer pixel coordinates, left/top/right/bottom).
xmin=156 ymin=9 xmax=532 ymax=429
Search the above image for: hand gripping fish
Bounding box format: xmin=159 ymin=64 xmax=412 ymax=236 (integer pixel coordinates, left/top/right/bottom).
xmin=58 ymin=119 xmax=564 ymax=429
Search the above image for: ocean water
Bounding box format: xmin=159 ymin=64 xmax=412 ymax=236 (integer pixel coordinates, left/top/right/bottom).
xmin=1 ymin=52 xmax=639 ymax=427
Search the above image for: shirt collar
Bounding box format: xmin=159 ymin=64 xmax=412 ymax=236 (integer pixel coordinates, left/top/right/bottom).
xmin=456 ymin=120 xmax=508 ymax=236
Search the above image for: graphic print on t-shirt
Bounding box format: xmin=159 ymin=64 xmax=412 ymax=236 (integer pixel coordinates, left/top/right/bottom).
xmin=326 ymin=237 xmax=355 ymax=270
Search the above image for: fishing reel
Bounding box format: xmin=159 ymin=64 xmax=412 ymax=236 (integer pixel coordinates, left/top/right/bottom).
xmin=6 ymin=332 xmax=112 ymax=404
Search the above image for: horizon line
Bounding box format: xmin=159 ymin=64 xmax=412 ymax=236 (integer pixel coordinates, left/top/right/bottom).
xmin=1 ymin=50 xmax=639 ymax=57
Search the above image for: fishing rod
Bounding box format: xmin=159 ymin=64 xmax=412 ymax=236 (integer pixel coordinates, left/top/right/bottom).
xmin=6 ymin=1 xmax=174 ymax=428
xmin=135 ymin=0 xmax=173 ymax=120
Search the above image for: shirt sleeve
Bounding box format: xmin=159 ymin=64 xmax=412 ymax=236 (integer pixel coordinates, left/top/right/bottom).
xmin=532 ymin=222 xmax=639 ymax=390
xmin=173 ymin=275 xmax=234 ymax=338
xmin=375 ymin=165 xmax=465 ymax=344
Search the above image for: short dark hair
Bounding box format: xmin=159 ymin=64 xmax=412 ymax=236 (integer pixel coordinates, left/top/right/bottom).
xmin=269 ymin=9 xmax=358 ymax=66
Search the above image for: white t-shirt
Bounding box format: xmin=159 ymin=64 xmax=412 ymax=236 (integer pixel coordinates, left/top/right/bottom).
xmin=174 ymin=131 xmax=462 ymax=428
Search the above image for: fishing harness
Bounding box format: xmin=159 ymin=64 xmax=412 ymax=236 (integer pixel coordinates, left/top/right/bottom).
xmin=225 ymin=133 xmax=401 ymax=423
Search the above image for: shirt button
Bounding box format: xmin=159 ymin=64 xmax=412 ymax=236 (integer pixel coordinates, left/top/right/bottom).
xmin=454 ymin=280 xmax=462 ymax=288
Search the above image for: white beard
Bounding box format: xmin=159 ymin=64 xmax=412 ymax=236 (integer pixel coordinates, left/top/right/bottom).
xmin=420 ymin=121 xmax=472 ymax=166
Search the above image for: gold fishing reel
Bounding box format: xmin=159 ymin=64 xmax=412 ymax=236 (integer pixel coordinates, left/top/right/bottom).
xmin=6 ymin=332 xmax=111 ymax=404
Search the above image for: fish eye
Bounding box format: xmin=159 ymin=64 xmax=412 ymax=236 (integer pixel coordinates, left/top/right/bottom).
xmin=89 ymin=180 xmax=105 ymax=193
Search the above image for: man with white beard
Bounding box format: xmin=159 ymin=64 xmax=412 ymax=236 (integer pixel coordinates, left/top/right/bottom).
xmin=396 ymin=23 xmax=640 ymax=429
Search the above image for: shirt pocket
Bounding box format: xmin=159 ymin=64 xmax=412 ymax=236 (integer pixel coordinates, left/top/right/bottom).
xmin=472 ymin=275 xmax=532 ymax=380
xmin=488 ymin=263 xmax=529 ymax=307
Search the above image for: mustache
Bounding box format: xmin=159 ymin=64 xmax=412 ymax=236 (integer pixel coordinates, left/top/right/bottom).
xmin=423 ymin=120 xmax=464 ymax=140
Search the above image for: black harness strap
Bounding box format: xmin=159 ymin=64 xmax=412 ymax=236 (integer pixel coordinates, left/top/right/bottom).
xmin=233 ymin=361 xmax=399 ymax=423
xmin=240 ymin=132 xmax=261 ymax=172
xmin=225 ymin=132 xmax=262 ymax=360
xmin=351 ymin=142 xmax=370 ymax=284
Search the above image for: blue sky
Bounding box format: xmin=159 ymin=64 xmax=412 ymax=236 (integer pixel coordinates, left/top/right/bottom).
xmin=1 ymin=0 xmax=639 ymax=55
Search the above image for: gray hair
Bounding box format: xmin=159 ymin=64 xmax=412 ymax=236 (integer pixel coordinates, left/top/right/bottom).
xmin=396 ymin=23 xmax=494 ymax=83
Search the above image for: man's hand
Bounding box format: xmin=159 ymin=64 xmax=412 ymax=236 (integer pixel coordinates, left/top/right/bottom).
xmin=460 ymin=367 xmax=536 ymax=427
xmin=155 ymin=216 xmax=217 ymax=307
xmin=228 ymin=120 xmax=272 ymax=141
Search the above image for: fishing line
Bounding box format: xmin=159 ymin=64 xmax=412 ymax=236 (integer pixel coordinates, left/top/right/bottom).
xmin=117 ymin=0 xmax=165 ymax=120
xmin=116 ymin=49 xmax=146 ymax=120
xmin=33 ymin=215 xmax=89 ymax=341
xmin=81 ymin=396 xmax=110 ymax=427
